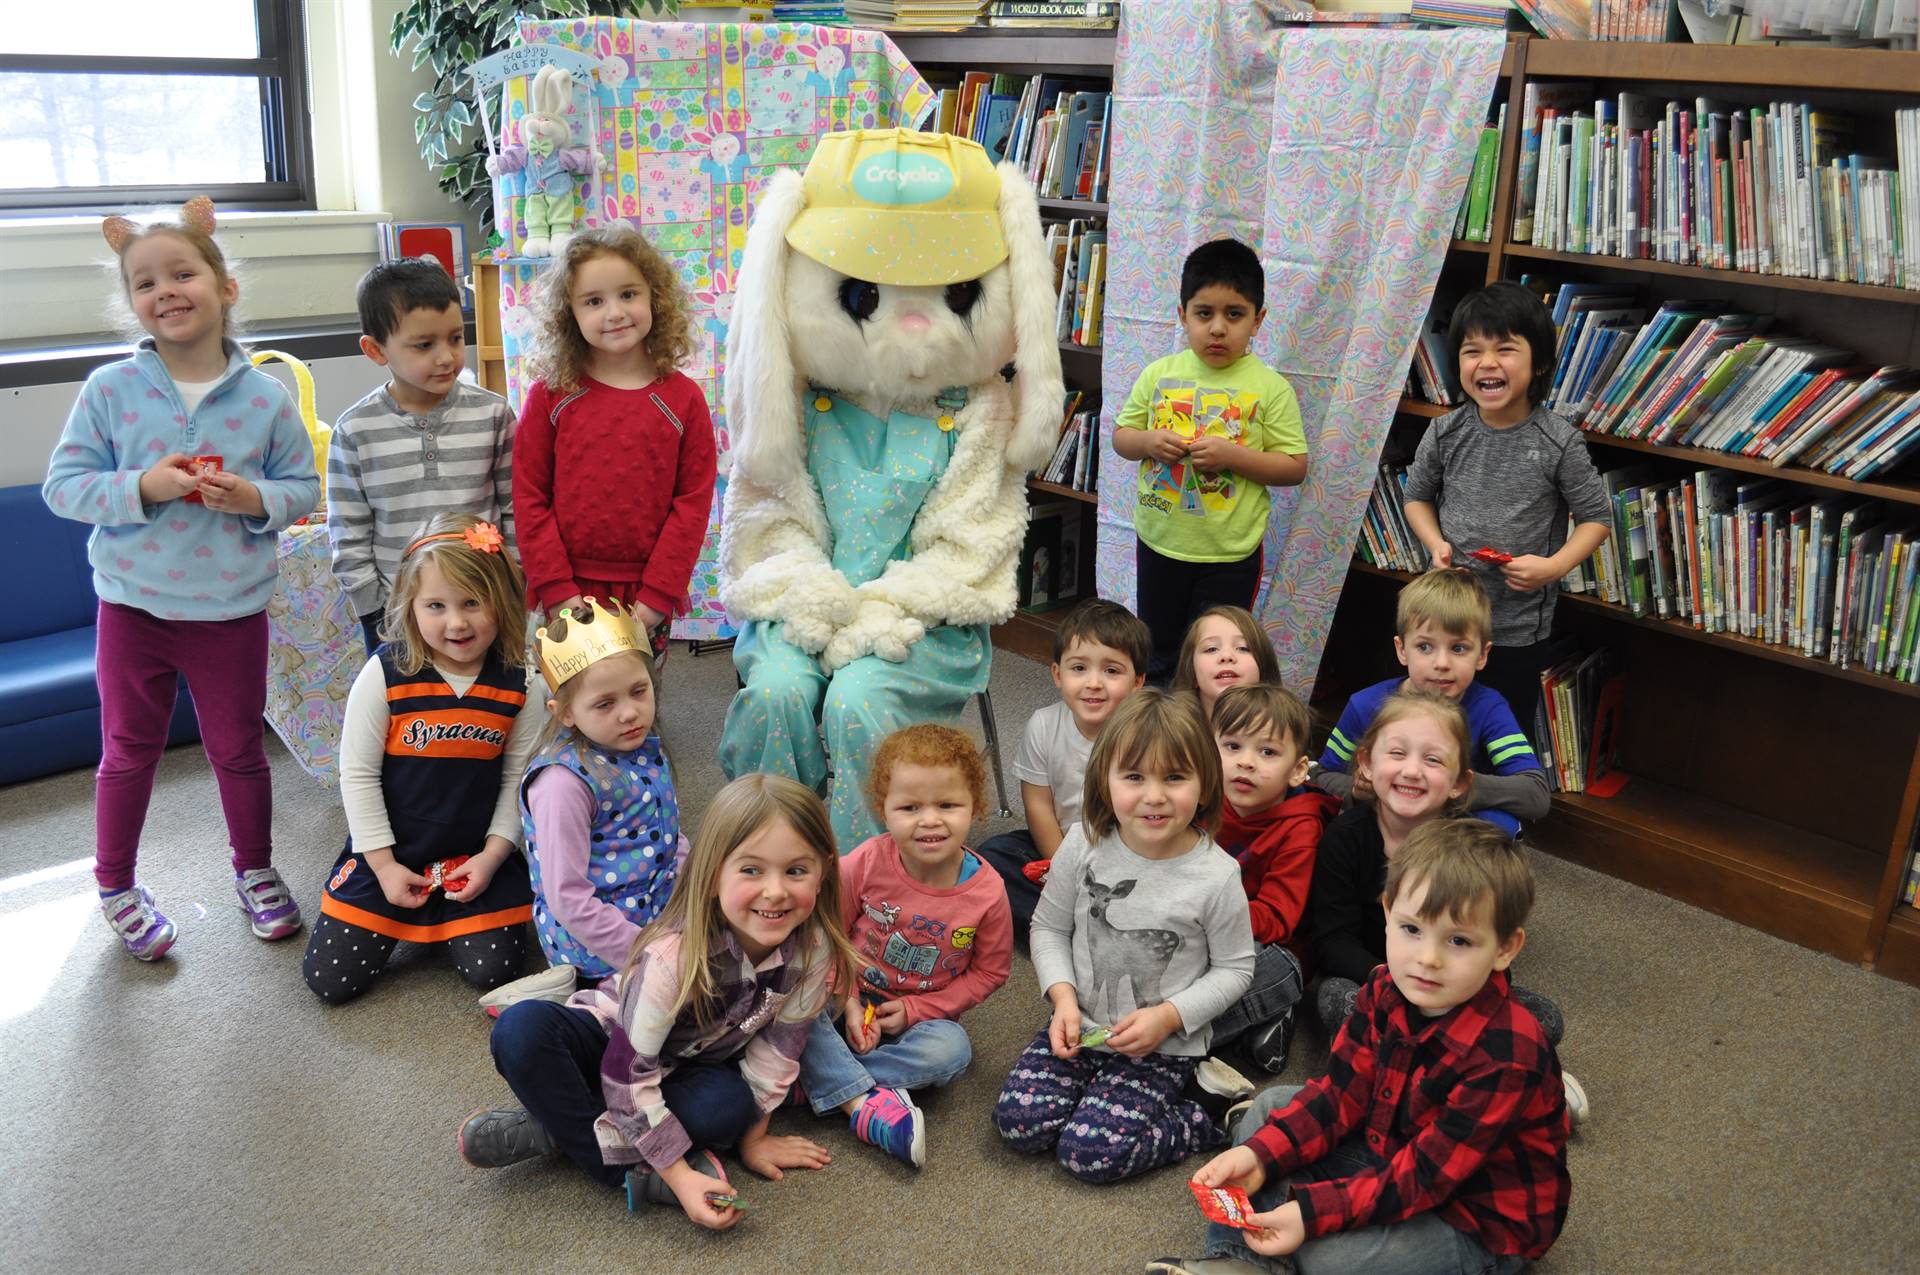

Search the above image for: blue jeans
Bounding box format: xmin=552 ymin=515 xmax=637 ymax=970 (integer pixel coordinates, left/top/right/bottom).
xmin=1209 ymin=942 xmax=1304 ymax=1047
xmin=1203 ymin=1086 xmax=1528 ymax=1275
xmin=490 ymin=1000 xmax=760 ymax=1190
xmin=797 ymin=1007 xmax=972 ymax=1113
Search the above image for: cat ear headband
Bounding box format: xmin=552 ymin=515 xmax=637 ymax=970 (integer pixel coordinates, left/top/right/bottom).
xmin=102 ymin=195 xmax=217 ymax=254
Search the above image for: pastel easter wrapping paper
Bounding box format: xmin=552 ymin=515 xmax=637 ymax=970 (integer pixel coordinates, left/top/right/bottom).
xmin=491 ymin=20 xmax=933 ymax=638
xmin=264 ymin=520 xmax=363 ymax=785
xmin=1098 ymin=4 xmax=1503 ymax=693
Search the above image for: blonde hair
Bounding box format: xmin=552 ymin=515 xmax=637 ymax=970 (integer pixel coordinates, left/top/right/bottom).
xmin=1398 ymin=568 xmax=1493 ymax=647
xmin=1212 ymin=683 xmax=1315 ymax=755
xmin=866 ymin=723 xmax=988 ymax=817
xmin=1170 ymin=605 xmax=1283 ymax=701
xmin=1384 ymin=818 xmax=1534 ymax=942
xmin=531 ymin=646 xmax=658 ymax=786
xmin=108 ymin=218 xmax=238 ymax=342
xmin=530 ymin=226 xmax=695 ymax=393
xmin=1082 ymin=688 xmax=1223 ymax=841
xmin=629 ymin=774 xmax=861 ymax=1027
xmin=381 ymin=511 xmax=528 ymax=676
xmin=1353 ymin=689 xmax=1472 ymax=815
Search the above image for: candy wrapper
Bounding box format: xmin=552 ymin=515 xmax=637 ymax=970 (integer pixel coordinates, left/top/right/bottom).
xmin=1079 ymin=1026 xmax=1112 ymax=1048
xmin=1190 ymin=1179 xmax=1263 ymax=1229
xmin=416 ymin=855 xmax=473 ymax=896
xmin=182 ymin=454 xmax=222 ymax=504
xmin=1468 ymin=546 xmax=1513 ymax=565
xmin=1022 ymin=859 xmax=1051 ymax=885
xmin=704 ymin=1192 xmax=749 ymax=1211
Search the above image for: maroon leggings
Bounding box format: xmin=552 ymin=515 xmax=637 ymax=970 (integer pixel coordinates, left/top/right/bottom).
xmin=94 ymin=601 xmax=273 ymax=893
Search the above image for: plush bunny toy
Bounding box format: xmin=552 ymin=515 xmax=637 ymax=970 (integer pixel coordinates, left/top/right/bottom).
xmin=716 ymin=128 xmax=1065 ymax=847
xmin=486 ymin=64 xmax=594 ymax=257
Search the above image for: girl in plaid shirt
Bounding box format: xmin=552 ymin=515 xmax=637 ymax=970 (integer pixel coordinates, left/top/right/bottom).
xmin=459 ymin=774 xmax=861 ymax=1230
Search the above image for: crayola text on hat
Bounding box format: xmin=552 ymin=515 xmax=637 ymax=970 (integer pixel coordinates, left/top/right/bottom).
xmin=784 ymin=129 xmax=1008 ymax=288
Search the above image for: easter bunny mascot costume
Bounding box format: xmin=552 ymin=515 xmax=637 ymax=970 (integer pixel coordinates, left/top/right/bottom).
xmin=717 ymin=129 xmax=1065 ymax=848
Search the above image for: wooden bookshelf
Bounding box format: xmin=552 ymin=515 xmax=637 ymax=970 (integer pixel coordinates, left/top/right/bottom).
xmin=1329 ymin=38 xmax=1920 ymax=982
xmin=892 ymin=28 xmax=1112 ymax=662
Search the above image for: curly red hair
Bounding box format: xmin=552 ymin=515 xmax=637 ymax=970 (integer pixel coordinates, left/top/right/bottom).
xmin=866 ymin=723 xmax=988 ymax=818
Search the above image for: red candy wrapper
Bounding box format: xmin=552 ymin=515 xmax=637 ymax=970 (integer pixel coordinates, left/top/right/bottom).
xmin=182 ymin=454 xmax=222 ymax=504
xmin=1468 ymin=546 xmax=1513 ymax=565
xmin=1190 ymin=1179 xmax=1262 ymax=1230
xmin=415 ymin=854 xmax=473 ymax=896
xmin=1022 ymin=859 xmax=1051 ymax=885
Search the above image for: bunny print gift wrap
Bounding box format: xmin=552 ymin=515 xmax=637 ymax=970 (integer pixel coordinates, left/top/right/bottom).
xmin=716 ymin=130 xmax=1065 ymax=849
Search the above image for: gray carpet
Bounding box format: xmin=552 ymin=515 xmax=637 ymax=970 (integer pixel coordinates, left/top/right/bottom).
xmin=4 ymin=646 xmax=1918 ymax=1274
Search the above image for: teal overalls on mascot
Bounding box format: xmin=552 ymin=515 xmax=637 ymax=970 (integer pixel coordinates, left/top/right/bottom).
xmin=716 ymin=129 xmax=1066 ymax=848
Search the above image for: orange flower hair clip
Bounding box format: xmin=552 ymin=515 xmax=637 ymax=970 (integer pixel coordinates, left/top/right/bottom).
xmin=404 ymin=520 xmax=504 ymax=559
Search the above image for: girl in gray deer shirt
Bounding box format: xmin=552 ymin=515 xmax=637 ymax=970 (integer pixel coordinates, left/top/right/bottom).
xmin=994 ymin=692 xmax=1256 ymax=1183
xmin=1028 ymin=689 xmax=1255 ymax=1059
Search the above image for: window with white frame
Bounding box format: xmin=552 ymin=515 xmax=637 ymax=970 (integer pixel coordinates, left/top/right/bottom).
xmin=0 ymin=0 xmax=313 ymax=213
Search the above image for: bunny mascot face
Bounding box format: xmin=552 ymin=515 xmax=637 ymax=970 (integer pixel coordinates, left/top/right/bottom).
xmin=716 ymin=128 xmax=1065 ymax=846
xmin=486 ymin=63 xmax=596 ymax=257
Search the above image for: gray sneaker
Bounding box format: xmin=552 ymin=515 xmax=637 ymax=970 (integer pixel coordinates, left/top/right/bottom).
xmin=458 ymin=1107 xmax=556 ymax=1168
xmin=1145 ymin=1258 xmax=1270 ymax=1274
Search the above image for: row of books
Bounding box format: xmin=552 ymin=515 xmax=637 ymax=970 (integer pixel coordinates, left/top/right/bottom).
xmin=1453 ymin=105 xmax=1508 ymax=243
xmin=1571 ymin=469 xmax=1920 ymax=680
xmin=1534 ymin=647 xmax=1625 ymax=795
xmin=1358 ymin=458 xmax=1920 ymax=685
xmin=929 ymin=75 xmax=1111 ymax=201
xmin=1512 ymin=87 xmax=1920 ymax=292
xmin=846 ymin=0 xmax=985 ymax=24
xmin=1047 ymin=216 xmax=1108 ymax=346
xmin=1538 ymin=284 xmax=1920 ymax=480
xmin=1035 ymin=390 xmax=1103 ymax=490
xmin=1714 ymin=0 xmax=1918 ymax=43
xmin=978 ymin=0 xmax=1118 ymax=24
xmin=1586 ymin=0 xmax=1676 ymax=37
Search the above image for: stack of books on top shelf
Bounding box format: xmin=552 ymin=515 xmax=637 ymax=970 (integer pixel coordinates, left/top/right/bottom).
xmin=1453 ymin=104 xmax=1508 ymax=243
xmin=930 ymin=74 xmax=1111 ymax=200
xmin=846 ymin=0 xmax=985 ymax=25
xmin=1561 ymin=463 xmax=1920 ymax=682
xmin=1408 ymin=0 xmax=1517 ymax=27
xmin=1587 ymin=0 xmax=1675 ymax=38
xmin=1535 ymin=646 xmax=1625 ymax=795
xmin=1511 ymin=88 xmax=1919 ymax=293
xmin=1035 ymin=389 xmax=1102 ymax=491
xmin=1356 ymin=467 xmax=1434 ymax=573
xmin=985 ymin=0 xmax=1119 ymax=25
xmin=773 ymin=2 xmax=848 ymax=18
xmin=1047 ymin=216 xmax=1108 ymax=346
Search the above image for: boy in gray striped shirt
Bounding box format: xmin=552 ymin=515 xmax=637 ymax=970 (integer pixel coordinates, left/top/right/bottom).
xmin=328 ymin=260 xmax=516 ymax=651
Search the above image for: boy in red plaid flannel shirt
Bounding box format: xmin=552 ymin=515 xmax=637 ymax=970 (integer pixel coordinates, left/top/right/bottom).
xmin=1147 ymin=819 xmax=1570 ymax=1275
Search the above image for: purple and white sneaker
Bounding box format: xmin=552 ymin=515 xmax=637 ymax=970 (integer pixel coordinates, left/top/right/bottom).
xmin=101 ymin=885 xmax=177 ymax=961
xmin=234 ymin=867 xmax=303 ymax=940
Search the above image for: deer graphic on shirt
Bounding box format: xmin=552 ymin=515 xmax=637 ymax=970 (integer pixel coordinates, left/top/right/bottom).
xmin=1085 ymin=874 xmax=1181 ymax=1009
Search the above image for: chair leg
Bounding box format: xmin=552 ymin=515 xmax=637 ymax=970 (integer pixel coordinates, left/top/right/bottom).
xmin=975 ymin=689 xmax=1013 ymax=819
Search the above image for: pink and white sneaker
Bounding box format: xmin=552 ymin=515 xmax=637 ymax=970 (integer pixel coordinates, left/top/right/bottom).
xmin=234 ymin=867 xmax=303 ymax=940
xmin=101 ymin=885 xmax=177 ymax=961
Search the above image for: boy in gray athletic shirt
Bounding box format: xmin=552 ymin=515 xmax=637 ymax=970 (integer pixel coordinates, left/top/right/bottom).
xmin=1402 ymin=282 xmax=1610 ymax=741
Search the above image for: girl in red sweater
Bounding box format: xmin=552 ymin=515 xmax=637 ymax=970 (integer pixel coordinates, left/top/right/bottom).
xmin=512 ymin=226 xmax=718 ymax=651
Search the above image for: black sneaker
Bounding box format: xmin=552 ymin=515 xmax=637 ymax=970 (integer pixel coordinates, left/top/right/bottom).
xmin=1247 ymin=1006 xmax=1297 ymax=1075
xmin=1189 ymin=1056 xmax=1256 ymax=1133
xmin=458 ymin=1107 xmax=556 ymax=1168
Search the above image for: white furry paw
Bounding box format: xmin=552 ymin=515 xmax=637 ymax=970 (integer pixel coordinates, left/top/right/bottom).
xmin=547 ymin=231 xmax=574 ymax=255
xmin=521 ymin=237 xmax=551 ymax=258
xmin=869 ymin=612 xmax=925 ymax=664
xmin=781 ymin=609 xmax=836 ymax=655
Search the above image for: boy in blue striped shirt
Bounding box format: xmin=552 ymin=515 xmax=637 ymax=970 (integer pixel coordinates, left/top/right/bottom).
xmin=1314 ymin=568 xmax=1546 ymax=837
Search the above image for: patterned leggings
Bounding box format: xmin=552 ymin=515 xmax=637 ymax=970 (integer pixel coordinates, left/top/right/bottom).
xmin=992 ymin=1026 xmax=1223 ymax=1183
xmin=301 ymin=914 xmax=527 ymax=1004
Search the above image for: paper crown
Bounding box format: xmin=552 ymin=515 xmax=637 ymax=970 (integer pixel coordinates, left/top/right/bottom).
xmin=534 ymin=597 xmax=645 ymax=693
xmin=784 ymin=129 xmax=1007 ymax=287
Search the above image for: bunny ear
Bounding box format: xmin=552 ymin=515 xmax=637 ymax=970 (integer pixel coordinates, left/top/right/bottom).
xmin=723 ymin=167 xmax=809 ymax=485
xmin=101 ymin=216 xmax=137 ymax=252
xmin=995 ymin=161 xmax=1067 ymax=474
xmin=181 ymin=196 xmax=217 ymax=236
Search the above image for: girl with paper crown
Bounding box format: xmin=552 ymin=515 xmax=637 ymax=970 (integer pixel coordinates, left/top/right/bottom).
xmin=716 ymin=128 xmax=1065 ymax=848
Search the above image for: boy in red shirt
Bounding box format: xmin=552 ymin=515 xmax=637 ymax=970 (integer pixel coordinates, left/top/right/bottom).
xmin=1151 ymin=819 xmax=1570 ymax=1275
xmin=1204 ymin=685 xmax=1338 ymax=1077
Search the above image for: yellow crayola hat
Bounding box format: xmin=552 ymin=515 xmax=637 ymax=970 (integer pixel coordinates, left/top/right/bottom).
xmin=784 ymin=129 xmax=1007 ymax=287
